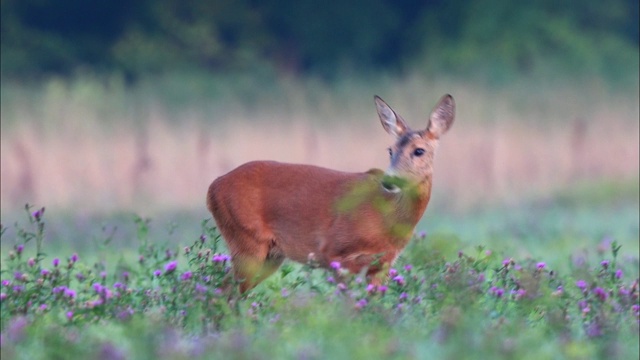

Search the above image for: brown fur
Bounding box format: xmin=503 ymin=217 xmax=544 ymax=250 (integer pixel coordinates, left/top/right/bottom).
xmin=206 ymin=95 xmax=455 ymax=293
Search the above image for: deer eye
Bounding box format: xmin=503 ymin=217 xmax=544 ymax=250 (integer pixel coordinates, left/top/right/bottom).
xmin=388 ymin=148 xmax=393 ymax=157
xmin=413 ymin=148 xmax=425 ymax=157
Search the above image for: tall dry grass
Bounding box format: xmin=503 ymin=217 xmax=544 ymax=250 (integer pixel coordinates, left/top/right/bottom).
xmin=1 ymin=75 xmax=638 ymax=213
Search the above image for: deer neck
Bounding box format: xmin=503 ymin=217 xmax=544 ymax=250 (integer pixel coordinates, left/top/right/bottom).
xmin=336 ymin=171 xmax=432 ymax=241
xmin=378 ymin=176 xmax=432 ymax=245
xmin=387 ymin=177 xmax=431 ymax=225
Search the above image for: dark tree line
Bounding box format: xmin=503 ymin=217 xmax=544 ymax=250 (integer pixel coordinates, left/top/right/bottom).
xmin=1 ymin=0 xmax=638 ymax=80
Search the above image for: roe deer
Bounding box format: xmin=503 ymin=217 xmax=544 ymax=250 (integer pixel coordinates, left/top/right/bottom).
xmin=207 ymin=95 xmax=455 ymax=293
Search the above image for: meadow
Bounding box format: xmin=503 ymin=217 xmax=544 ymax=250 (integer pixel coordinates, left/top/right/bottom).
xmin=1 ymin=73 xmax=639 ymax=359
xmin=1 ymin=193 xmax=638 ymax=359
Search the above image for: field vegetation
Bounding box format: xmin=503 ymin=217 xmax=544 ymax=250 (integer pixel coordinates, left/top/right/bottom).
xmin=1 ymin=191 xmax=638 ymax=359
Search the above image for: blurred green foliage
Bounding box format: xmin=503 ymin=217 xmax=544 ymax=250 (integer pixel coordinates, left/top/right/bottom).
xmin=1 ymin=0 xmax=638 ymax=83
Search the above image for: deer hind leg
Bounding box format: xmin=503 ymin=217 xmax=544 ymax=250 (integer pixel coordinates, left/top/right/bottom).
xmin=227 ymin=233 xmax=285 ymax=294
xmin=250 ymin=243 xmax=285 ymax=290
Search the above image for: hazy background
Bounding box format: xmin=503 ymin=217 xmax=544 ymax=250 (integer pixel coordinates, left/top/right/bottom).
xmin=1 ymin=0 xmax=638 ymax=215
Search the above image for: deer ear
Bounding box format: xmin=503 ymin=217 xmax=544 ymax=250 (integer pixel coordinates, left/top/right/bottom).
xmin=426 ymin=94 xmax=455 ymax=138
xmin=375 ymin=96 xmax=409 ymax=138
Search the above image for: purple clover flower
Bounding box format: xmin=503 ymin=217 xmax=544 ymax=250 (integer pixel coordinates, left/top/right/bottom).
xmin=586 ymin=322 xmax=602 ymax=338
xmin=88 ymin=298 xmax=103 ymax=308
xmin=32 ymin=207 xmax=45 ymax=220
xmin=39 ymin=304 xmax=47 ymax=311
xmin=600 ymin=260 xmax=609 ymax=269
xmin=514 ymin=264 xmax=522 ymax=271
xmin=593 ymin=287 xmax=608 ymax=302
xmin=327 ymin=276 xmax=335 ymax=283
xmin=281 ymin=288 xmax=289 ymax=298
xmin=212 ymin=254 xmax=231 ymax=263
xmin=490 ymin=286 xmax=505 ymax=298
xmin=64 ymin=288 xmax=76 ymax=299
xmin=378 ymin=285 xmax=388 ymax=294
xmin=404 ymin=264 xmax=413 ymax=272
xmin=514 ymin=289 xmax=527 ymax=300
xmin=103 ymin=288 xmax=113 ymax=300
xmin=619 ymin=287 xmax=630 ymax=297
xmin=93 ymin=283 xmax=104 ymax=294
xmin=16 ymin=244 xmax=24 ymax=255
xmin=388 ymin=268 xmax=398 ymax=277
xmin=399 ymin=292 xmax=408 ymax=301
xmin=52 ymin=258 xmax=60 ymax=267
xmin=330 ymin=261 xmax=341 ymax=270
xmin=366 ymin=284 xmax=376 ymax=293
xmin=578 ymin=300 xmax=588 ymax=312
xmin=117 ymin=308 xmax=134 ymax=321
xmin=355 ymin=299 xmax=368 ymax=309
xmin=393 ymin=275 xmax=405 ymax=286
xmin=70 ymin=253 xmax=78 ymax=263
xmin=66 ymin=311 xmax=73 ymax=321
xmin=180 ymin=271 xmax=193 ymax=281
xmin=41 ymin=269 xmax=50 ymax=277
xmin=0 ymin=293 xmax=6 ymax=301
xmin=164 ymin=261 xmax=177 ymax=274
xmin=336 ymin=283 xmax=347 ymax=291
xmin=27 ymin=258 xmax=35 ymax=267
xmin=1 ymin=280 xmax=10 ymax=287
xmin=153 ymin=269 xmax=162 ymax=277
xmin=576 ymin=280 xmax=587 ymax=291
xmin=195 ymin=284 xmax=207 ymax=293
xmin=536 ymin=262 xmax=546 ymax=270
xmin=615 ymin=269 xmax=623 ymax=279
